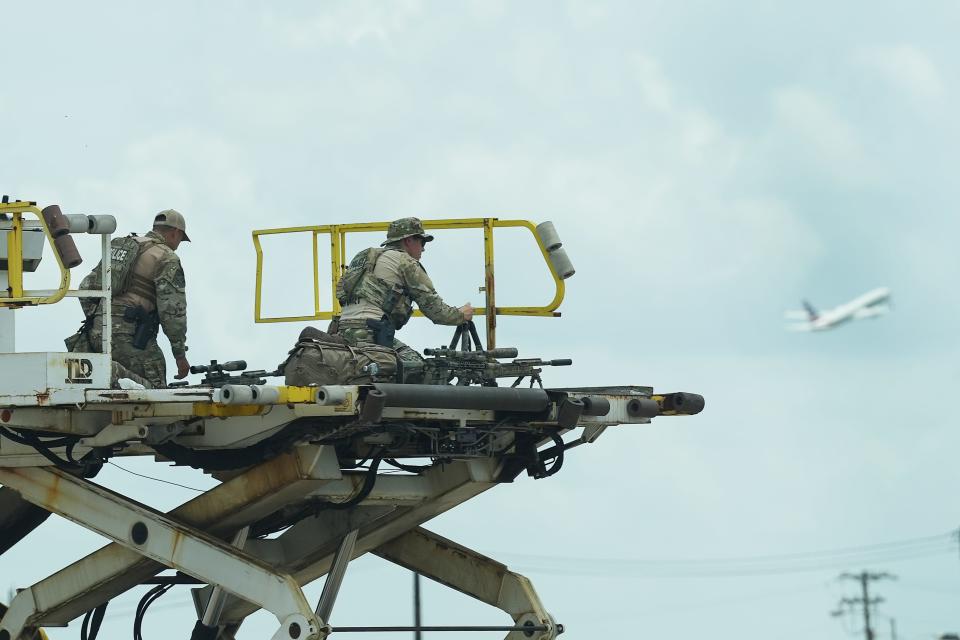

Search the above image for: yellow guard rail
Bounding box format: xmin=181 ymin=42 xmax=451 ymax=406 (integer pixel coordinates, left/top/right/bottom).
xmin=0 ymin=201 xmax=71 ymax=307
xmin=253 ymin=218 xmax=567 ymax=349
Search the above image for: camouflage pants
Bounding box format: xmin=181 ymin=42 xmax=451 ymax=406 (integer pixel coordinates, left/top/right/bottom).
xmin=69 ymin=311 xmax=167 ymax=388
xmin=337 ymin=319 xmax=424 ymax=367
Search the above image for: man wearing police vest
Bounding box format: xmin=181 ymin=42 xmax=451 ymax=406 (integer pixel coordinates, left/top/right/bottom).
xmin=66 ymin=210 xmax=190 ymax=387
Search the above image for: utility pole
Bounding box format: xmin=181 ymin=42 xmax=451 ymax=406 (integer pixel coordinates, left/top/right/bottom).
xmin=413 ymin=571 xmax=422 ymax=640
xmin=835 ymin=571 xmax=896 ymax=640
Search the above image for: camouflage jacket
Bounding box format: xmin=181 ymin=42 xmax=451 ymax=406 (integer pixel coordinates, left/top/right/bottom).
xmin=339 ymin=247 xmax=464 ymax=328
xmin=78 ymin=230 xmax=189 ymax=356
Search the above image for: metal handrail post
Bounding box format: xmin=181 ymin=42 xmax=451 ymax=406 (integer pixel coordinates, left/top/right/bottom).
xmin=101 ymin=233 xmax=111 ymax=356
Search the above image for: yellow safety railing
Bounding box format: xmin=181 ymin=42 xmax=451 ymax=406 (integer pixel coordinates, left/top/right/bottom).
xmin=253 ymin=218 xmax=567 ymax=349
xmin=0 ymin=201 xmax=71 ymax=307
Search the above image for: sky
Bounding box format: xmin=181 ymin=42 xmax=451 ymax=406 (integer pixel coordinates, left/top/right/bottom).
xmin=2 ymin=1 xmax=960 ymax=639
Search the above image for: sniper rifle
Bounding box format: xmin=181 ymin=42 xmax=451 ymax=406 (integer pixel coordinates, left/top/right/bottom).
xmin=411 ymin=347 xmax=572 ymax=387
xmin=169 ymin=359 xmax=281 ymax=388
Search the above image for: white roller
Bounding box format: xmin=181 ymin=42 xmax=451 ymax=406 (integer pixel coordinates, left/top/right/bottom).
xmin=317 ymin=386 xmax=349 ymax=406
xmin=547 ymin=247 xmax=575 ymax=280
xmin=535 ymin=221 xmax=563 ymax=252
xmin=251 ymin=385 xmax=280 ymax=404
xmin=219 ymin=384 xmax=281 ymax=405
xmin=87 ymin=215 xmax=117 ymax=235
xmin=65 ymin=214 xmax=92 ymax=234
xmin=219 ymin=385 xmax=254 ymax=405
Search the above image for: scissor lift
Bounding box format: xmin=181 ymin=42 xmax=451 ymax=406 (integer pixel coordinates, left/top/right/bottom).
xmin=0 ymin=202 xmax=703 ymax=640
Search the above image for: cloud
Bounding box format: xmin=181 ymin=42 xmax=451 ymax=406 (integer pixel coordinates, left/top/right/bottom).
xmin=565 ymin=0 xmax=610 ymax=26
xmin=369 ymin=51 xmax=823 ymax=322
xmin=72 ymin=129 xmax=257 ymax=218
xmin=632 ymin=53 xmax=675 ymax=113
xmin=260 ymin=1 xmax=423 ymax=49
xmin=769 ymin=86 xmax=870 ymax=184
xmin=40 ymin=129 xmax=271 ymax=364
xmin=855 ymin=44 xmax=944 ymax=102
xmin=467 ymin=0 xmax=508 ymax=20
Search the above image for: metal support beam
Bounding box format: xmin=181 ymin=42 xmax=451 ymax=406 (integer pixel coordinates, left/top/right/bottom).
xmin=414 ymin=572 xmax=422 ymax=640
xmin=331 ymin=625 xmax=553 ymax=634
xmin=315 ymin=529 xmax=358 ymax=624
xmin=218 ymin=459 xmax=501 ymax=624
xmin=0 ymin=466 xmax=324 ymax=640
xmin=0 ymin=272 xmax=13 ymax=352
xmin=212 ymin=508 xmax=396 ymax=640
xmin=0 ymin=445 xmax=340 ymax=631
xmin=201 ymin=527 xmax=251 ymax=627
xmin=0 ymin=487 xmax=50 ymax=555
xmin=99 ymin=233 xmax=111 ymax=358
xmin=374 ymin=527 xmax=559 ymax=640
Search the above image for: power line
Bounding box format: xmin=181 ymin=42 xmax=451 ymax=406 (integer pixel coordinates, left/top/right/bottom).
xmin=498 ymin=532 xmax=953 ymax=565
xmin=106 ymin=461 xmax=207 ymax=493
xmin=486 ymin=531 xmax=957 ymax=577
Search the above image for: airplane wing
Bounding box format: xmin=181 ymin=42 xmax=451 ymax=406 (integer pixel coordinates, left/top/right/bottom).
xmin=852 ymin=305 xmax=890 ymax=320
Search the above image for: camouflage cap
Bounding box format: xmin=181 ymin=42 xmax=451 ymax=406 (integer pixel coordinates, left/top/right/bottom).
xmin=381 ymin=217 xmax=434 ymax=246
xmin=154 ymin=209 xmax=191 ymax=242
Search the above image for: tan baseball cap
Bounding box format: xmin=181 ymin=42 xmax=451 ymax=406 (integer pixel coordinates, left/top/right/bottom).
xmin=154 ymin=209 xmax=190 ymax=241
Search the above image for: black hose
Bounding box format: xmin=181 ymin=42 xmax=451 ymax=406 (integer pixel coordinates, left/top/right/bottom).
xmin=0 ymin=427 xmax=79 ymax=449
xmin=133 ymin=584 xmax=173 ymax=640
xmin=326 ymin=453 xmax=383 ymax=510
xmin=250 ymin=450 xmax=386 ymax=537
xmin=339 ymin=452 xmax=373 ymax=470
xmin=384 ymin=459 xmax=430 ymax=473
xmin=150 ymin=416 xmax=352 ymax=472
xmin=80 ymin=602 xmax=108 ymax=640
xmin=0 ymin=427 xmax=42 ymax=446
xmin=0 ymin=427 xmax=86 ymax=473
xmin=533 ymin=433 xmax=565 ymax=479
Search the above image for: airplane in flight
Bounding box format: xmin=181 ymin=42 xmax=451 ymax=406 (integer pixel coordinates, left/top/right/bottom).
xmin=784 ymin=287 xmax=892 ymax=332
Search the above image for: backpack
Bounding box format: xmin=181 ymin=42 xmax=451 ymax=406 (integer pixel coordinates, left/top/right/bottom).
xmin=336 ymin=247 xmax=386 ymax=307
xmin=282 ymin=338 xmax=398 ymax=386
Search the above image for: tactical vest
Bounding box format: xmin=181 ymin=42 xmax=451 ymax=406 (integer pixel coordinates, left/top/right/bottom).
xmin=337 ymin=248 xmax=414 ymax=328
xmin=109 ymin=235 xmax=160 ymax=299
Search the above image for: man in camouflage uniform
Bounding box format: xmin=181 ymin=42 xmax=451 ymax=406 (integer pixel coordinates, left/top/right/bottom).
xmin=68 ymin=210 xmax=191 ymax=387
xmin=336 ymin=217 xmax=473 ymax=366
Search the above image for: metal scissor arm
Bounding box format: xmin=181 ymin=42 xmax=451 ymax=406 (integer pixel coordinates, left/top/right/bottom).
xmin=374 ymin=527 xmax=560 ymax=640
xmin=0 ymin=466 xmax=324 ymax=640
xmin=0 ymin=446 xmax=343 ymax=640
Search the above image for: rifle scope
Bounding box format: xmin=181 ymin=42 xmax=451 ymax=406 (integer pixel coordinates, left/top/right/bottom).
xmin=190 ymin=360 xmax=247 ymax=374
xmin=423 ymin=347 xmax=520 ymax=359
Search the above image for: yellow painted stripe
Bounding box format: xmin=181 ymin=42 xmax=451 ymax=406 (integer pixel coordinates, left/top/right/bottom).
xmin=192 ymin=404 xmax=264 ymax=417
xmin=190 ymin=387 xmax=317 ymax=415
xmin=276 ymin=386 xmax=318 ymax=404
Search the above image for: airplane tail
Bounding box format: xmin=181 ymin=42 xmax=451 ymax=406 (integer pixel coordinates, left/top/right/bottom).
xmin=801 ymin=299 xmax=818 ymax=321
